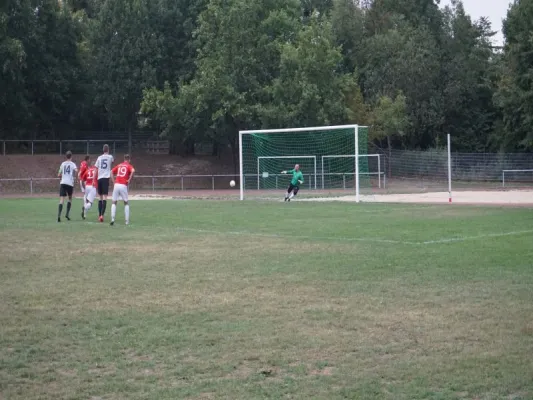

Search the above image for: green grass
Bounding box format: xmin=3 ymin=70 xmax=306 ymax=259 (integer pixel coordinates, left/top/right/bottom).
xmin=1 ymin=198 xmax=533 ymax=400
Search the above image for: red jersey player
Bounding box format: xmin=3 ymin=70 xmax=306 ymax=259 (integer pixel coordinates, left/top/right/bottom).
xmin=110 ymin=154 xmax=135 ymax=226
xmin=81 ymin=163 xmax=98 ymax=220
xmin=78 ymin=155 xmax=90 ymax=216
xmin=78 ymin=155 xmax=90 ymax=193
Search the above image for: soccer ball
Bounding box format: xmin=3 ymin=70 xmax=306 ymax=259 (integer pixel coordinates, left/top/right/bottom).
xmin=230 ymin=180 xmax=236 ymax=187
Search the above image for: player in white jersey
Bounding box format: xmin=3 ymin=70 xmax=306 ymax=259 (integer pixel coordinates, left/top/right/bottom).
xmin=94 ymin=144 xmax=114 ymax=222
xmin=57 ymin=151 xmax=77 ymax=222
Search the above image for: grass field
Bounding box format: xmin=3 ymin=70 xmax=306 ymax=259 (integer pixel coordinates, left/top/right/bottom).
xmin=1 ymin=198 xmax=533 ymax=400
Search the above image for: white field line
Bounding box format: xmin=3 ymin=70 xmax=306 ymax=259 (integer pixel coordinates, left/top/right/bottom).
xmin=176 ymin=227 xmax=416 ymax=245
xmin=176 ymin=227 xmax=533 ymax=246
xmin=421 ymin=229 xmax=533 ymax=244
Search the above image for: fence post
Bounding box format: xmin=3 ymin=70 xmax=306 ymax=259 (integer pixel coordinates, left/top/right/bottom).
xmin=59 ymin=141 xmax=62 ymax=155
xmin=2 ymin=141 xmax=5 ymax=156
xmin=86 ymin=141 xmax=89 ymax=155
xmin=113 ymin=142 xmax=116 ymax=154
xmin=32 ymin=141 xmax=34 ymax=155
xmin=276 ymin=175 xmax=278 ymax=189
xmin=378 ymin=156 xmax=381 ymax=189
xmin=181 ymin=176 xmax=184 ymax=191
xmin=152 ymin=176 xmax=155 ymax=192
xmin=502 ymin=171 xmax=505 ymax=187
xmin=30 ymin=178 xmax=33 ymax=195
xmin=212 ymin=175 xmax=215 ymax=191
xmin=343 ymin=174 xmax=346 ymax=190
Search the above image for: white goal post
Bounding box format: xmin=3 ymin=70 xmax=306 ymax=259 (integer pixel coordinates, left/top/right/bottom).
xmin=502 ymin=169 xmax=533 ymax=187
xmin=239 ymin=124 xmax=366 ymax=201
xmin=257 ymin=156 xmax=317 ymax=190
xmin=321 ymin=154 xmax=382 ymax=189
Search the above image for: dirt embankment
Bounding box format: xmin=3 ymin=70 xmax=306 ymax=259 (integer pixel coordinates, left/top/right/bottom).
xmin=0 ymin=154 xmax=235 ymax=179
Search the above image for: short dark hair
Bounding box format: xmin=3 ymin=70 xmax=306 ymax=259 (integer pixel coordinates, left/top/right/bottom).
xmin=103 ymin=144 xmax=109 ymax=153
xmin=66 ymin=151 xmax=72 ymax=159
xmin=124 ymin=154 xmax=130 ymax=161
xmin=84 ymin=155 xmax=90 ymax=161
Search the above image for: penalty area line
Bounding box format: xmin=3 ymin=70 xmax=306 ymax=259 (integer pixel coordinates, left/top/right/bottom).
xmin=176 ymin=227 xmax=533 ymax=246
xmin=175 ymin=227 xmax=417 ymax=245
xmin=422 ymin=229 xmax=533 ymax=244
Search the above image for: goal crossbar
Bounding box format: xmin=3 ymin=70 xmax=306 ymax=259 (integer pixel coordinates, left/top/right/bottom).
xmin=257 ymin=156 xmax=317 ymax=190
xmin=321 ymin=154 xmax=381 ymax=189
xmin=240 ymin=125 xmax=368 ymax=135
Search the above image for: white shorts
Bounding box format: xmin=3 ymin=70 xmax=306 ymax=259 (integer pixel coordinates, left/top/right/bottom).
xmin=85 ymin=186 xmax=97 ymax=204
xmin=112 ymin=183 xmax=128 ymax=202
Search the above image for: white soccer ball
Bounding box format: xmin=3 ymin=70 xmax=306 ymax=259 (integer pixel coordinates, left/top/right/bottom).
xmin=230 ymin=180 xmax=236 ymax=187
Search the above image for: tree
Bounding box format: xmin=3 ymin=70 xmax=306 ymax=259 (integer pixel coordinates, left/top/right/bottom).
xmin=496 ymin=0 xmax=533 ymax=151
xmin=439 ymin=0 xmax=498 ymax=151
xmin=260 ymin=13 xmax=361 ymax=127
xmin=90 ymin=0 xmax=207 ymax=148
xmin=0 ymin=0 xmax=82 ymax=139
xmin=361 ymin=21 xmax=443 ymax=148
xmin=142 ymin=0 xmax=302 ymax=163
xmin=370 ymin=92 xmax=409 ymax=175
xmin=330 ymin=0 xmax=365 ymax=73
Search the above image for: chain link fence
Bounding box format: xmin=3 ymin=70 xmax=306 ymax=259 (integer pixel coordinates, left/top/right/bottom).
xmin=2 ymin=145 xmax=533 ymax=195
xmin=378 ymin=150 xmax=533 ymax=192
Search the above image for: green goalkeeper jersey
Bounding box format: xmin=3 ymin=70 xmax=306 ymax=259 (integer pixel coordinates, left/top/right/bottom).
xmin=289 ymin=170 xmax=304 ymax=186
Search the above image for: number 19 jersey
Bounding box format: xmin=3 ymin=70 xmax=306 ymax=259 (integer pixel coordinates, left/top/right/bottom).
xmin=112 ymin=162 xmax=135 ymax=185
xmin=95 ymin=154 xmax=114 ymax=179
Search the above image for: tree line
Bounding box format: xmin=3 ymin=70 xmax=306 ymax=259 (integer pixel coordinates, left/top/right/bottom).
xmin=1 ymin=0 xmax=532 ymax=155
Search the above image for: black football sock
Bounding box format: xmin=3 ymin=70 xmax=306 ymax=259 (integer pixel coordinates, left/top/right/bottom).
xmin=58 ymin=203 xmax=63 ymax=218
xmin=102 ymin=200 xmax=107 ymax=216
xmin=98 ymin=200 xmax=102 ymax=216
xmin=66 ymin=201 xmax=72 ymax=217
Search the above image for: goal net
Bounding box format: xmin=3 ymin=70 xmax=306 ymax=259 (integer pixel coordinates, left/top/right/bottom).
xmin=239 ymin=125 xmax=370 ymax=201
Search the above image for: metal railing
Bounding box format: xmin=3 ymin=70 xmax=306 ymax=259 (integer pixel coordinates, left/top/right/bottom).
xmin=1 ymin=140 xmax=130 ymax=155
xmin=0 ymin=172 xmax=385 ymax=195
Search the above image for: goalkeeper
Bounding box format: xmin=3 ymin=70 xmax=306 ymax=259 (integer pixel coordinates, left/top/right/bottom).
xmin=281 ymin=164 xmax=304 ymax=202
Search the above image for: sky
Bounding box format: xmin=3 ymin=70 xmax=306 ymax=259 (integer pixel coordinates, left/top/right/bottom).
xmin=439 ymin=0 xmax=513 ymax=45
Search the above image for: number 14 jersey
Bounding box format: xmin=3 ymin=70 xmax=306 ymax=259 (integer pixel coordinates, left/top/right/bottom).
xmin=59 ymin=161 xmax=77 ymax=186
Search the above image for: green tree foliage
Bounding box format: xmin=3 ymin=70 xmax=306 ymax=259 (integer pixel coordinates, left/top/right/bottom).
xmin=1 ymin=0 xmax=82 ymax=138
xmin=496 ymin=0 xmax=533 ymax=150
xmin=261 ymin=14 xmax=360 ymax=127
xmin=89 ymin=0 xmax=207 ymax=142
xmin=440 ymin=0 xmax=498 ymax=151
xmin=361 ymin=21 xmax=443 ymax=148
xmin=142 ymin=0 xmax=303 ymax=159
xmin=370 ymin=92 xmax=409 ymax=174
xmin=3 ymin=0 xmax=533 ymax=155
xmin=330 ymin=0 xmax=365 ymax=73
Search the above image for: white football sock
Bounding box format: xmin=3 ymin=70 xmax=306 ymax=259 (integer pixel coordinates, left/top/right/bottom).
xmin=111 ymin=204 xmax=116 ymax=221
xmin=125 ymin=205 xmax=130 ymax=224
xmin=84 ymin=202 xmax=91 ymax=217
xmin=289 ymin=192 xmax=295 ymax=199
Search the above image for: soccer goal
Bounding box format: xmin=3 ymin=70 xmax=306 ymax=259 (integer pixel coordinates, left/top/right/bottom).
xmin=239 ymin=124 xmax=370 ymax=201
